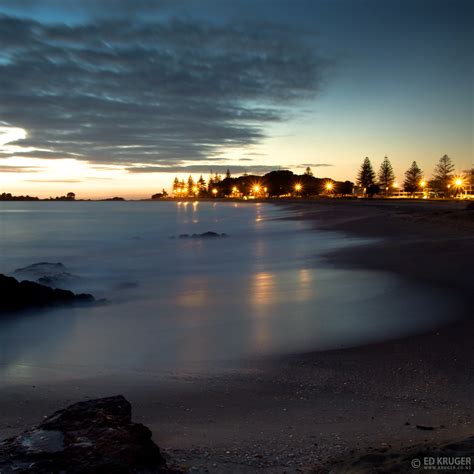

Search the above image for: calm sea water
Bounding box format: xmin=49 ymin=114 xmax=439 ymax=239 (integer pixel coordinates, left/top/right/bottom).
xmin=0 ymin=201 xmax=458 ymax=383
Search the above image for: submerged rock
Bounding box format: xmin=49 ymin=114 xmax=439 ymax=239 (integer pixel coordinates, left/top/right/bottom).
xmin=13 ymin=262 xmax=79 ymax=288
xmin=178 ymin=231 xmax=228 ymax=239
xmin=0 ymin=395 xmax=177 ymax=473
xmin=0 ymin=274 xmax=94 ymax=314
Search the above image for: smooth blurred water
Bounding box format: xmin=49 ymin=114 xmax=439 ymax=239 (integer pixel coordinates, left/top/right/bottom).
xmin=0 ymin=201 xmax=459 ymax=383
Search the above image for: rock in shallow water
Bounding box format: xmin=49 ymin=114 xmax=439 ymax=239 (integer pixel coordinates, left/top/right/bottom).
xmin=177 ymin=231 xmax=228 ymax=239
xmin=0 ymin=395 xmax=178 ymax=473
xmin=13 ymin=262 xmax=80 ymax=288
xmin=0 ymin=274 xmax=94 ymax=314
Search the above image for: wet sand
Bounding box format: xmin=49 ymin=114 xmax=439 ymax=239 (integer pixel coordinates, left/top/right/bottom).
xmin=1 ymin=199 xmax=473 ymax=472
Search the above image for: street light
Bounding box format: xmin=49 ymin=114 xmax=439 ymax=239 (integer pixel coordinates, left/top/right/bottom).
xmin=294 ymin=183 xmax=302 ymax=192
xmin=325 ymin=182 xmax=333 ymax=192
xmin=212 ymin=188 xmax=218 ymax=196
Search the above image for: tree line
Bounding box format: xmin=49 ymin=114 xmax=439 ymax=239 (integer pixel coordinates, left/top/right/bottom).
xmin=164 ymin=168 xmax=354 ymax=198
xmin=157 ymin=154 xmax=470 ymax=200
xmin=357 ymin=154 xmax=466 ymax=196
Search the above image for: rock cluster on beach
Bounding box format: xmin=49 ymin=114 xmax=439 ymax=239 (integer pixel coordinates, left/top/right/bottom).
xmin=0 ymin=274 xmax=94 ymax=314
xmin=0 ymin=395 xmax=178 ymax=473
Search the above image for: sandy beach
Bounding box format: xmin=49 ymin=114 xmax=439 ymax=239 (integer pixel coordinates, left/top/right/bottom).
xmin=1 ymin=199 xmax=473 ymax=472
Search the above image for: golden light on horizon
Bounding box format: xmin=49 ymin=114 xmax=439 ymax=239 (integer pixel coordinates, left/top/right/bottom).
xmin=393 ymin=182 xmax=399 ymax=188
xmin=420 ymin=180 xmax=426 ymax=188
xmin=294 ymin=183 xmax=302 ymax=191
xmin=325 ymin=182 xmax=333 ymax=191
xmin=454 ymin=177 xmax=463 ymax=187
xmin=253 ymin=184 xmax=261 ymax=193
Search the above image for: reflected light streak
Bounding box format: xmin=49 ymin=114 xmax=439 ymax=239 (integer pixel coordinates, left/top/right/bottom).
xmin=175 ymin=276 xmax=210 ymax=310
xmin=296 ymin=268 xmax=314 ymax=302
xmin=249 ymin=271 xmax=276 ymax=351
xmin=251 ymin=272 xmax=275 ymax=307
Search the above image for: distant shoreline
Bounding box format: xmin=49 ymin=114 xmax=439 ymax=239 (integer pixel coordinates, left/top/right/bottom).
xmin=1 ymin=196 xmax=471 ymax=203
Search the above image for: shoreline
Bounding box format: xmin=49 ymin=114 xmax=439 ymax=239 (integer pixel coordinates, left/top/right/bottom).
xmin=0 ymin=199 xmax=473 ymax=472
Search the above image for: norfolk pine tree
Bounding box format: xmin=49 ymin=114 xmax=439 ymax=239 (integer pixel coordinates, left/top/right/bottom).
xmin=357 ymin=157 xmax=376 ymax=194
xmin=432 ymin=154 xmax=455 ymax=193
xmin=378 ymin=156 xmax=395 ymax=195
xmin=404 ymin=161 xmax=423 ymax=193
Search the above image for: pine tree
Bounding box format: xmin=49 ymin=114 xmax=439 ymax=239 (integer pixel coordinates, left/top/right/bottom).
xmin=304 ymin=166 xmax=313 ymax=176
xmin=197 ymin=175 xmax=206 ymax=192
xmin=378 ymin=156 xmax=395 ymax=194
xmin=207 ymin=172 xmax=214 ymax=191
xmin=404 ymin=161 xmax=423 ymax=193
xmin=432 ymin=154 xmax=455 ymax=191
xmin=187 ymin=175 xmax=195 ymax=190
xmin=172 ymin=177 xmax=179 ymax=193
xmin=225 ymin=169 xmax=231 ymax=179
xmin=357 ymin=157 xmax=376 ymax=190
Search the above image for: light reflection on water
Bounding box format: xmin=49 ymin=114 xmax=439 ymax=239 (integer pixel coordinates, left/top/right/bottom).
xmin=0 ymin=201 xmax=461 ymax=384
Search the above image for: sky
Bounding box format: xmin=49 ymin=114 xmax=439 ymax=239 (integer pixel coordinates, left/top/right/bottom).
xmin=0 ymin=0 xmax=472 ymax=198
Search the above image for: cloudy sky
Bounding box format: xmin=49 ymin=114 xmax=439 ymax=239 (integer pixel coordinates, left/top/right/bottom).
xmin=0 ymin=0 xmax=472 ymax=198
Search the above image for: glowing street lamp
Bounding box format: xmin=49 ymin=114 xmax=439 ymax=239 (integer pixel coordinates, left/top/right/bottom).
xmin=212 ymin=188 xmax=218 ymax=196
xmin=325 ymin=182 xmax=334 ymax=192
xmin=419 ymin=180 xmax=426 ymax=188
xmin=294 ymin=183 xmax=302 ymax=192
xmin=453 ymin=177 xmax=464 ymax=197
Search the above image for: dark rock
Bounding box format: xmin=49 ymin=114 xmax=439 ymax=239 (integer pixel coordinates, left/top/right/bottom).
xmin=13 ymin=262 xmax=79 ymax=288
xmin=415 ymin=424 xmax=434 ymax=430
xmin=0 ymin=395 xmax=179 ymax=473
xmin=0 ymin=274 xmax=94 ymax=315
xmin=178 ymin=232 xmax=228 ymax=239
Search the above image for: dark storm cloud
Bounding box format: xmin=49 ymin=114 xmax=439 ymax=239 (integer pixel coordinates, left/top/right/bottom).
xmin=126 ymin=162 xmax=333 ymax=174
xmin=0 ymin=13 xmax=328 ymax=167
xmin=127 ymin=164 xmax=284 ymax=174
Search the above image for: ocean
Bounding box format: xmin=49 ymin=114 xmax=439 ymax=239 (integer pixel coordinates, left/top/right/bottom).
xmin=0 ymin=201 xmax=457 ymax=384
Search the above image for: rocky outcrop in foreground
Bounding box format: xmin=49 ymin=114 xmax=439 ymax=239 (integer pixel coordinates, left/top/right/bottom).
xmin=0 ymin=274 xmax=94 ymax=314
xmin=0 ymin=395 xmax=178 ymax=473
